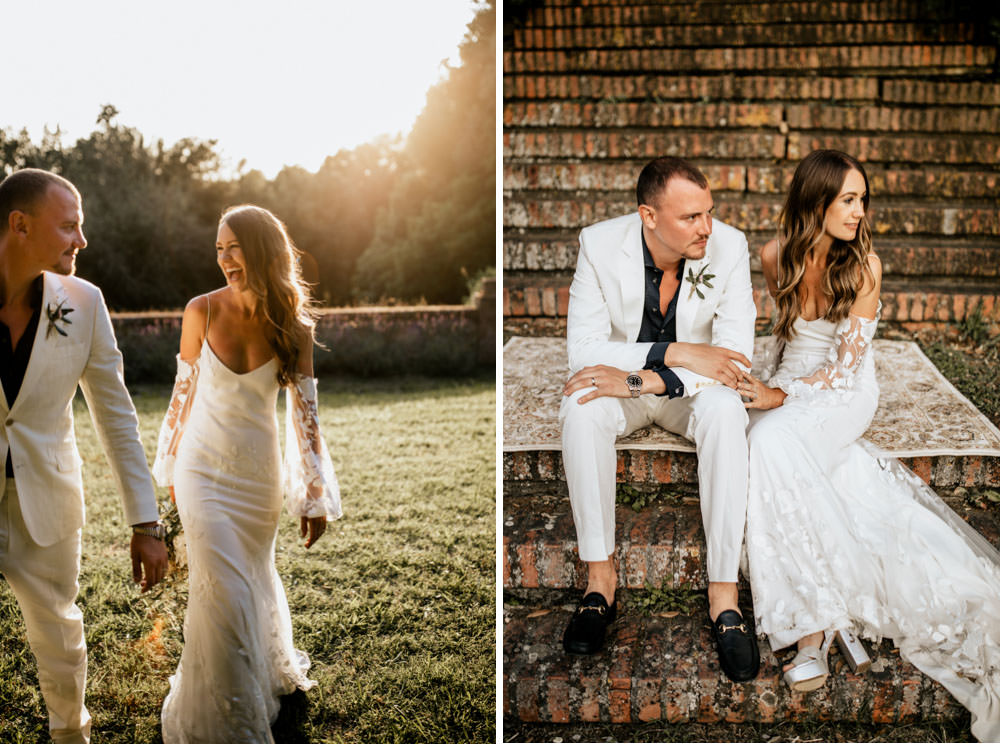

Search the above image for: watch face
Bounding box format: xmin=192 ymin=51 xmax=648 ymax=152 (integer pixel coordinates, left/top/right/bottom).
xmin=626 ymin=374 xmax=642 ymax=387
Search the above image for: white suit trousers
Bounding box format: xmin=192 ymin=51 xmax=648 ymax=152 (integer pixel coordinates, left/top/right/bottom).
xmin=0 ymin=481 xmax=90 ymax=744
xmin=560 ymin=385 xmax=750 ymax=582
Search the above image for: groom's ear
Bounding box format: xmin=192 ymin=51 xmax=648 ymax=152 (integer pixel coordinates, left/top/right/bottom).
xmin=638 ymin=203 xmax=657 ymax=229
xmin=7 ymin=209 xmax=29 ymax=238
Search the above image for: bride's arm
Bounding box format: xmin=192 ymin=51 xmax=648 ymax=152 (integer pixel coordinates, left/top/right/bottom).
xmin=284 ymin=338 xmax=342 ymax=548
xmin=152 ymin=297 xmax=207 ymax=490
xmin=742 ymin=250 xmax=881 ymax=409
xmin=786 ymin=253 xmax=882 ymax=392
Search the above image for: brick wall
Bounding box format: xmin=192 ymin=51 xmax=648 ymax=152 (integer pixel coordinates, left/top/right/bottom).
xmin=503 ymin=0 xmax=1000 ymax=336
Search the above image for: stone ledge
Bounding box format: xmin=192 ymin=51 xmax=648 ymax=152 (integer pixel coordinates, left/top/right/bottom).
xmin=503 ymin=603 xmax=966 ymax=724
xmin=502 ymin=337 xmax=1000 ymax=487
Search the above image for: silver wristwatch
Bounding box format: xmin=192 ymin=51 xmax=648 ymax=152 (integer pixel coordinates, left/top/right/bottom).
xmin=625 ymin=373 xmax=643 ymax=398
xmin=132 ymin=521 xmax=167 ymax=540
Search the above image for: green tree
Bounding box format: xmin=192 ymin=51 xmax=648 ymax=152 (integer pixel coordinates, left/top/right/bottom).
xmin=355 ymin=0 xmax=495 ymax=304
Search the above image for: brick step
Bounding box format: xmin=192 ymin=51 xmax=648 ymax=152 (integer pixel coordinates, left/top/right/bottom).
xmin=514 ymin=2 xmax=957 ymax=27
xmin=502 ymin=600 xmax=967 ymax=724
xmin=501 ymin=282 xmax=1000 ymax=330
xmin=504 ymin=162 xmax=1000 ymax=198
xmin=503 ymin=235 xmax=1000 ymax=278
xmin=504 ymin=130 xmax=1000 ymax=166
xmin=508 ymin=22 xmax=975 ymax=50
xmin=502 ymin=485 xmax=1000 ymax=590
xmin=505 ymin=74 xmax=1000 ymax=106
xmin=504 ymin=445 xmax=1000 ymax=489
xmin=505 ymin=101 xmax=1000 ymax=135
xmin=503 ymin=195 xmax=1000 ymax=236
xmin=503 ymin=46 xmax=995 ymax=76
xmin=504 ymin=491 xmax=708 ymax=590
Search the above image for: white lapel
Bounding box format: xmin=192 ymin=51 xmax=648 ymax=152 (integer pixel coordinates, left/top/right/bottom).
xmin=675 ymin=243 xmax=713 ymax=342
xmin=11 ymin=273 xmax=71 ymax=416
xmin=619 ymin=217 xmax=645 ymax=342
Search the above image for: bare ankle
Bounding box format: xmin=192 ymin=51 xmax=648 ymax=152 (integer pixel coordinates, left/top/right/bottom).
xmin=585 ymin=559 xmax=617 ymax=603
xmin=707 ymin=581 xmax=739 ymax=622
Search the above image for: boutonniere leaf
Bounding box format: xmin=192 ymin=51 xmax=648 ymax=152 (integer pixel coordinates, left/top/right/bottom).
xmin=45 ymin=299 xmax=74 ymax=338
xmin=685 ymin=264 xmax=716 ymax=300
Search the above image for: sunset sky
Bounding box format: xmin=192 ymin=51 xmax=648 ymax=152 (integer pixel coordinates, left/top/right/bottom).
xmin=7 ymin=0 xmax=479 ymax=177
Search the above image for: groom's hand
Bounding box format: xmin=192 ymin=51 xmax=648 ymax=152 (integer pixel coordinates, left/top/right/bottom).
xmin=563 ymin=365 xmax=665 ymax=404
xmin=663 ymin=342 xmax=750 ymax=389
xmin=130 ymin=529 xmax=168 ymax=593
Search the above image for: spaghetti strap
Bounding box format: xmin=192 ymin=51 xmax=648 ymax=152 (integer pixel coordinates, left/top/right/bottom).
xmin=204 ymin=295 xmax=212 ymax=335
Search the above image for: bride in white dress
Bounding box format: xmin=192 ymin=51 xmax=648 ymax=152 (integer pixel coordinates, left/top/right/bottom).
xmin=738 ymin=150 xmax=1000 ymax=741
xmin=152 ymin=205 xmax=342 ymax=742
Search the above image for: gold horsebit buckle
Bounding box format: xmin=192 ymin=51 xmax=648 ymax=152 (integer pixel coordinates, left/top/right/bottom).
xmin=577 ymin=605 xmax=607 ymax=616
xmin=718 ymin=622 xmax=747 ymax=634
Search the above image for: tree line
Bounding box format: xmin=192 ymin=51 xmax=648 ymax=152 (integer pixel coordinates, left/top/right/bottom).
xmin=0 ymin=2 xmax=494 ymax=310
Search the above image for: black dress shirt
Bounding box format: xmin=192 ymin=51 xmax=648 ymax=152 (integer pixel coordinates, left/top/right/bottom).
xmin=0 ymin=275 xmax=44 ymax=477
xmin=638 ymin=231 xmax=685 ymax=398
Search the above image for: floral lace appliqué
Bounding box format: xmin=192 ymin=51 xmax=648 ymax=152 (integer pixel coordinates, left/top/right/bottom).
xmin=283 ymin=375 xmax=342 ymax=519
xmin=776 ymin=311 xmax=879 ymax=404
xmin=153 ymin=355 xmax=200 ymax=487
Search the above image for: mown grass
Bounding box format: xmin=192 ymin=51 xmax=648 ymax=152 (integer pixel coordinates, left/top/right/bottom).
xmin=0 ymin=375 xmax=495 ymax=743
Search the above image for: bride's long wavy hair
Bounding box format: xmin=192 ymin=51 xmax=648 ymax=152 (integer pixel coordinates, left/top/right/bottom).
xmin=220 ymin=205 xmax=318 ymax=387
xmin=772 ymin=150 xmax=874 ymax=341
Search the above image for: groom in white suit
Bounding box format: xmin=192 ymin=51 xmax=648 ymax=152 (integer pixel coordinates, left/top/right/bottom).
xmin=0 ymin=169 xmax=168 ymax=743
xmin=560 ymin=157 xmax=760 ymax=681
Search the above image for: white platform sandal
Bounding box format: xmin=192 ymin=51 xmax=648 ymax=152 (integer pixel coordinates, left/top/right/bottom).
xmin=783 ymin=630 xmax=834 ymax=692
xmin=833 ymin=628 xmax=871 ymax=674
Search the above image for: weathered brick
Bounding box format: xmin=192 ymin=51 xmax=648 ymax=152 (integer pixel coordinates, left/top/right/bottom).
xmin=882 ymin=79 xmax=1000 ymax=106
xmin=506 ymin=101 xmax=784 ymax=129
xmin=503 ymin=74 xmax=879 ymax=102
xmin=503 ymin=606 xmax=969 ymax=724
xmin=504 ymin=162 xmax=746 ymax=193
xmin=787 ymin=132 xmax=1000 ymax=164
xmin=785 ymin=103 xmax=1000 ymax=134
xmin=541 ymin=286 xmax=557 ymax=316
xmin=524 ymin=287 xmax=543 ymax=316
xmin=504 ymin=130 xmax=785 ymax=160
xmin=509 ymin=23 xmax=975 ymax=50
xmin=526 ymin=1 xmax=967 ymax=26
xmin=505 ymin=45 xmax=994 ymax=74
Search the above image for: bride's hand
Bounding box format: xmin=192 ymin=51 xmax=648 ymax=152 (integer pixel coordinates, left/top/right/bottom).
xmin=300 ymin=516 xmax=327 ymax=548
xmin=740 ymin=372 xmax=787 ymax=410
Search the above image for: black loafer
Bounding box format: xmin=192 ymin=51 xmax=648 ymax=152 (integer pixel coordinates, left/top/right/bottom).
xmin=563 ymin=592 xmax=617 ymax=655
xmin=710 ymin=609 xmax=760 ymax=682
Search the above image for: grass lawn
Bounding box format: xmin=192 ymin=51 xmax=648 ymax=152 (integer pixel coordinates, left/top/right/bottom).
xmin=0 ymin=375 xmax=495 ymax=743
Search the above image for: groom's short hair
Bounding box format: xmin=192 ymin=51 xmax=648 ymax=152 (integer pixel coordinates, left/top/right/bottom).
xmin=636 ymin=157 xmax=709 ymax=208
xmin=0 ymin=169 xmax=80 ymax=235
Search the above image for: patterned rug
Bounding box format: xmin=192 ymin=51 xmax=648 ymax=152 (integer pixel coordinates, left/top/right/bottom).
xmin=503 ymin=336 xmax=1000 ymax=458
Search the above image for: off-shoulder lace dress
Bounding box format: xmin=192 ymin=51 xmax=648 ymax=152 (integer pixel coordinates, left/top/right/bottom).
xmin=745 ymin=311 xmax=1000 ymax=741
xmin=152 ymin=328 xmax=341 ymax=743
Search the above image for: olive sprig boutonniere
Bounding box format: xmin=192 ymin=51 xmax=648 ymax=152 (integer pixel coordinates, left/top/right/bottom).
xmin=685 ymin=264 xmax=715 ymax=300
xmin=45 ymin=299 xmax=74 ymax=338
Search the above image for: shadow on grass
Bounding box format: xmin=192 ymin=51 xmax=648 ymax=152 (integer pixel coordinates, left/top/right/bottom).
xmin=271 ymin=690 xmax=311 ymax=743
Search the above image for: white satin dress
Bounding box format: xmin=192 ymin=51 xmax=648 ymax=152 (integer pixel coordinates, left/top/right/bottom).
xmin=745 ymin=313 xmax=1000 ymax=742
xmin=153 ymin=317 xmax=342 ymax=743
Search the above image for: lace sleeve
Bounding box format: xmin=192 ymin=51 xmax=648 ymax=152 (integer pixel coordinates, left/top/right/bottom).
xmin=753 ymin=335 xmax=785 ymax=385
xmin=152 ymin=355 xmax=200 ymax=487
xmin=778 ymin=312 xmax=879 ymax=400
xmin=283 ymin=375 xmax=343 ymax=519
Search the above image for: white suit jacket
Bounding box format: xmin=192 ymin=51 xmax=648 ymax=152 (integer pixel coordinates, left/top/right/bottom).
xmin=0 ymin=272 xmax=159 ymax=546
xmin=567 ymin=212 xmax=756 ymax=395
